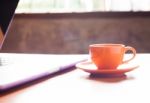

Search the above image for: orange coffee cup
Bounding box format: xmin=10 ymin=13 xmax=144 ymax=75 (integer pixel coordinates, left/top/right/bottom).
xmin=89 ymin=44 xmax=136 ymax=70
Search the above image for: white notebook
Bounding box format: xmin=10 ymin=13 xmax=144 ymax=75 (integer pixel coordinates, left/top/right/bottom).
xmin=0 ymin=53 xmax=87 ymax=92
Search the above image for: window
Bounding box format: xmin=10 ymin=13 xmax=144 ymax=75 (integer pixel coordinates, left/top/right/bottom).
xmin=16 ymin=0 xmax=150 ymax=13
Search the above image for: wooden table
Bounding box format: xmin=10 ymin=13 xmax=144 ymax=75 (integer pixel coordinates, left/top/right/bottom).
xmin=0 ymin=54 xmax=149 ymax=103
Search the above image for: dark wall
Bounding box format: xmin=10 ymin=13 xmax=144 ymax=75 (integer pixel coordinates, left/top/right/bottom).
xmin=1 ymin=12 xmax=150 ymax=54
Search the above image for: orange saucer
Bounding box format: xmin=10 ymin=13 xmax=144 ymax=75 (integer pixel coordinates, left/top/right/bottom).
xmin=76 ymin=61 xmax=139 ymax=75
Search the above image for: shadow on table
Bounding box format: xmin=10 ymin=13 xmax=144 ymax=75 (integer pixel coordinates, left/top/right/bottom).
xmin=84 ymin=73 xmax=135 ymax=83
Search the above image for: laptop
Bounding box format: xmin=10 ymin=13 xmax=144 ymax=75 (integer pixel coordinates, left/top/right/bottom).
xmin=0 ymin=0 xmax=87 ymax=93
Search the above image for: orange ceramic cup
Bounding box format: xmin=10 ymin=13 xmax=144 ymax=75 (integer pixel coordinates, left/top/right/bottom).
xmin=89 ymin=44 xmax=136 ymax=70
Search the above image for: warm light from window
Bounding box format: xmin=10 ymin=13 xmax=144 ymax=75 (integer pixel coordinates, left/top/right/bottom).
xmin=15 ymin=0 xmax=150 ymax=13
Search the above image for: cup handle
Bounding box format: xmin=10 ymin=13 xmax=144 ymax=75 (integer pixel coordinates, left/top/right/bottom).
xmin=122 ymin=46 xmax=136 ymax=64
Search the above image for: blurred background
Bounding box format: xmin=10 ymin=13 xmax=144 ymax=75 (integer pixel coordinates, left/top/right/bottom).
xmin=1 ymin=0 xmax=150 ymax=54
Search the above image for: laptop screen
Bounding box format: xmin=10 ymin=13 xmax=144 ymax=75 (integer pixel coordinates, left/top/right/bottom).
xmin=0 ymin=0 xmax=19 ymax=49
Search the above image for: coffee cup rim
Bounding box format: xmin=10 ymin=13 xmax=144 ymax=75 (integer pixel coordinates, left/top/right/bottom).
xmin=90 ymin=43 xmax=125 ymax=47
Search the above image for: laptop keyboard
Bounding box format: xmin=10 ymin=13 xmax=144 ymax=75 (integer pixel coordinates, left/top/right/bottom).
xmin=0 ymin=57 xmax=13 ymax=67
